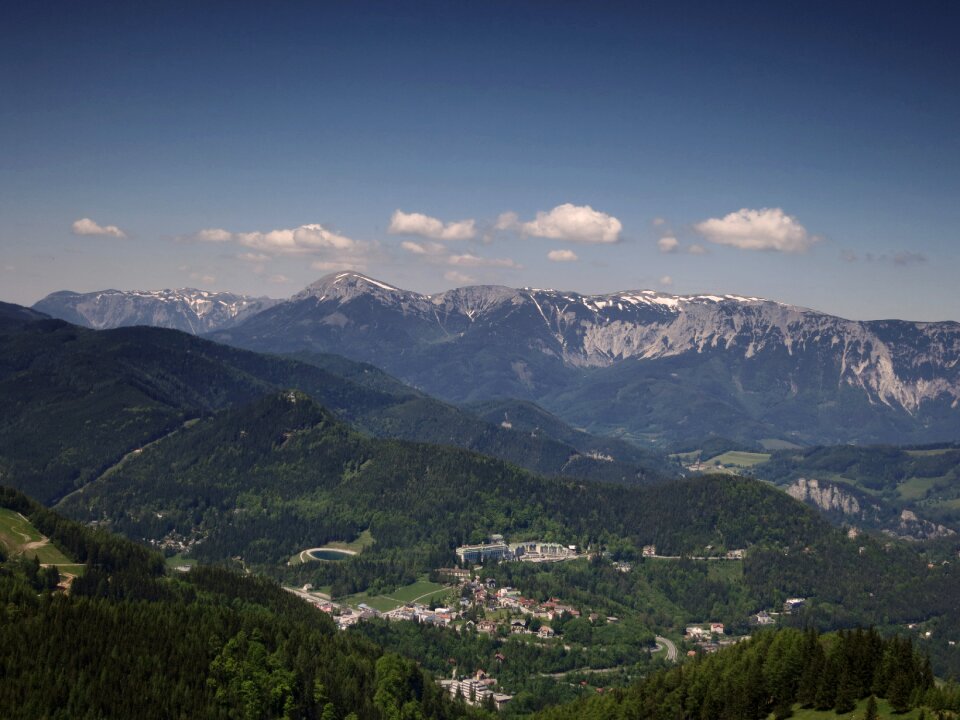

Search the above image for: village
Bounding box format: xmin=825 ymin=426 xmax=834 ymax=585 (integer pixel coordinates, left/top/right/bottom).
xmin=282 ymin=536 xmax=804 ymax=711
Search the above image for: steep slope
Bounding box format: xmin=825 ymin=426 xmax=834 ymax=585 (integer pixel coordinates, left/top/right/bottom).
xmin=56 ymin=392 xmax=960 ymax=643
xmin=755 ymin=444 xmax=960 ymax=537
xmin=210 ymin=272 xmax=960 ymax=446
xmin=57 ymin=390 xmax=829 ymax=567
xmin=0 ymin=301 xmax=49 ymax=326
xmin=0 ymin=487 xmax=471 ymax=720
xmin=34 ymin=287 xmax=279 ymax=334
xmin=0 ymin=308 xmax=667 ymax=505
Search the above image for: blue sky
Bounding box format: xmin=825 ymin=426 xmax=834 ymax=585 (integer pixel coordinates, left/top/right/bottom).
xmin=2 ymin=1 xmax=959 ymax=320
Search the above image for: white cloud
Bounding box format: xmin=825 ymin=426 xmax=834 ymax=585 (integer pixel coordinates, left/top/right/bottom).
xmin=694 ymin=208 xmax=817 ymax=253
xmin=388 ymin=210 xmax=477 ymax=241
xmin=196 ymin=228 xmax=232 ymax=242
xmin=444 ymin=270 xmax=475 ymax=284
xmin=268 ymin=274 xmax=292 ymax=284
xmin=400 ymin=240 xmax=447 ymax=256
xmin=72 ymin=217 xmax=127 ymax=239
xmin=652 ymin=217 xmax=667 ymax=227
xmin=659 ymin=275 xmax=673 ymax=286
xmin=494 ymin=211 xmax=519 ymax=231
xmin=547 ymin=249 xmax=578 ymax=262
xmin=521 ymin=203 xmax=622 ymax=244
xmin=657 ymin=236 xmax=679 ymax=254
xmin=688 ymin=243 xmax=709 ymax=256
xmin=196 ymin=223 xmax=358 ymax=254
xmin=448 ymin=253 xmax=520 ymax=269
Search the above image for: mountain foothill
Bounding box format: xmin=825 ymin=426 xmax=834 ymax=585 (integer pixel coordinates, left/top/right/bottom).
xmin=2 ymin=274 xmax=960 ymax=717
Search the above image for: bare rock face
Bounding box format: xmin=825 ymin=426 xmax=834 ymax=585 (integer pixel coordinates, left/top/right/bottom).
xmin=42 ymin=272 xmax=960 ymax=445
xmin=34 ymin=288 xmax=280 ymax=334
xmin=887 ymin=509 xmax=956 ymax=541
xmin=786 ymin=477 xmax=956 ymax=541
xmin=786 ymin=478 xmax=864 ymax=516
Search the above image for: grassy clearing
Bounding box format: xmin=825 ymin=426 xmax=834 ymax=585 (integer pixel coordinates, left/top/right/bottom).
xmin=289 ymin=529 xmax=375 ymax=566
xmin=0 ymin=508 xmax=43 ymax=548
xmin=905 ymin=448 xmax=954 ymax=457
xmin=55 ymin=564 xmax=87 ymax=577
xmin=33 ymin=543 xmax=73 ymax=565
xmin=759 ymin=438 xmax=803 ymax=450
xmin=0 ymin=508 xmax=74 ymax=565
xmin=343 ymin=577 xmax=450 ymax=613
xmin=704 ymin=451 xmax=771 ymax=468
xmin=165 ymin=553 xmax=198 ymax=569
xmin=777 ymin=697 xmax=929 ymax=719
xmin=897 ymin=476 xmax=946 ymax=501
xmin=324 ymin=529 xmax=375 ymax=553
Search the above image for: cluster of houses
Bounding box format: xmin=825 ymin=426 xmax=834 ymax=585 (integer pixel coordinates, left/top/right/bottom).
xmin=319 ymin=601 xmax=460 ymax=630
xmin=684 ymin=622 xmax=734 ymax=654
xmin=642 ymin=545 xmax=746 ymax=560
xmin=750 ymin=597 xmax=807 ymax=628
xmin=455 ymin=535 xmax=581 ymax=565
xmin=384 ymin=603 xmax=458 ymax=627
xmin=439 ymin=670 xmax=513 ymax=710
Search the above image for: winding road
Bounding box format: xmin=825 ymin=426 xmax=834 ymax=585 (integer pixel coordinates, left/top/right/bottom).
xmin=655 ymin=635 xmax=678 ymax=662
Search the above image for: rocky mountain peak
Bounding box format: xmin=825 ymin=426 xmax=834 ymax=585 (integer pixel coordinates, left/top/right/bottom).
xmin=291 ymin=272 xmax=415 ymax=304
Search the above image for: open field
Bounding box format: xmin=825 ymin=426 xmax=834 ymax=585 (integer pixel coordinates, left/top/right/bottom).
xmin=165 ymin=553 xmax=198 ymax=569
xmin=905 ymin=447 xmax=955 ymax=457
xmin=343 ymin=577 xmax=450 ymax=613
xmin=759 ymin=438 xmax=803 ymax=450
xmin=0 ymin=508 xmax=74 ymax=565
xmin=705 ymin=451 xmax=772 ymax=468
xmin=0 ymin=508 xmax=43 ymax=547
xmin=777 ymin=697 xmax=930 ymax=719
xmin=897 ymin=475 xmax=949 ymax=501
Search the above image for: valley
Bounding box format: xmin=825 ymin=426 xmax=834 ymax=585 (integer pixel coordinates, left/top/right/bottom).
xmin=7 ymin=5 xmax=959 ymax=717
xmin=2 ymin=293 xmax=960 ymax=716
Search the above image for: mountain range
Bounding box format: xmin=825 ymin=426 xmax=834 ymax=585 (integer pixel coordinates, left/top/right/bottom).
xmin=34 ymin=272 xmax=960 ymax=447
xmin=0 ymin=309 xmax=666 ymax=505
xmin=33 ymin=288 xmax=279 ymax=334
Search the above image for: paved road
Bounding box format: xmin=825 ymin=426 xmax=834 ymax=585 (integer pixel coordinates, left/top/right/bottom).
xmin=655 ymin=635 xmax=678 ymax=662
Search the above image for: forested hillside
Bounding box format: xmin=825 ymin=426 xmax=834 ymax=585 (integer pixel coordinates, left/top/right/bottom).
xmin=0 ymin=313 xmax=666 ymax=506
xmin=53 ymin=390 xmax=960 ymax=677
xmin=752 ymin=444 xmax=960 ymax=540
xmin=0 ymin=487 xmax=477 ymax=720
xmin=535 ymin=627 xmax=960 ymax=720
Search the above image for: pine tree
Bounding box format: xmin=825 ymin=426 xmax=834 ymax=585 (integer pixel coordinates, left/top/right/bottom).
xmin=864 ymin=694 xmax=878 ymax=720
xmin=835 ymin=663 xmax=857 ymax=714
xmin=888 ymin=670 xmax=913 ymax=714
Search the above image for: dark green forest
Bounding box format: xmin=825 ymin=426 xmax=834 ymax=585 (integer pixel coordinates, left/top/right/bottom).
xmin=51 ymin=390 xmax=960 ymax=676
xmin=0 ymin=487 xmax=479 ymax=720
xmin=0 ymin=316 xmax=664 ymax=507
xmin=535 ymin=627 xmax=960 ymax=720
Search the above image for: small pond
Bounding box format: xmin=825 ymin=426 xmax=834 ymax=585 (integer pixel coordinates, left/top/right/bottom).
xmin=307 ymin=548 xmax=355 ymax=561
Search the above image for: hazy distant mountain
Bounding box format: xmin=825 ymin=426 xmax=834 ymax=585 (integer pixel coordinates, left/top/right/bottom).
xmin=210 ymin=272 xmax=960 ymax=447
xmin=33 ymin=288 xmax=280 ymax=334
xmin=0 ymin=301 xmax=49 ymax=326
xmin=0 ymin=306 xmax=668 ymax=504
